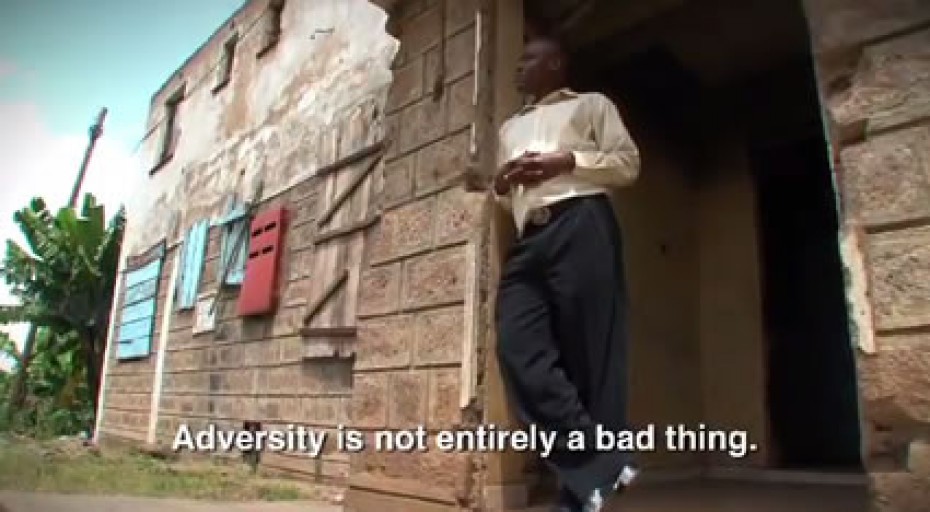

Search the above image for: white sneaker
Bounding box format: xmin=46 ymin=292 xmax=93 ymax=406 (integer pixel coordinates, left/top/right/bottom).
xmin=614 ymin=465 xmax=639 ymax=490
xmin=583 ymin=487 xmax=606 ymax=512
xmin=582 ymin=465 xmax=639 ymax=512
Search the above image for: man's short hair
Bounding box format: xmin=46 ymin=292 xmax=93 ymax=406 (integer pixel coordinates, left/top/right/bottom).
xmin=523 ymin=11 xmax=567 ymax=44
xmin=523 ymin=22 xmax=570 ymax=74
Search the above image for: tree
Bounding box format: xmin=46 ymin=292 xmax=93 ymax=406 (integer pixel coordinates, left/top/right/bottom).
xmin=1 ymin=327 xmax=91 ymax=435
xmin=0 ymin=331 xmax=18 ymax=398
xmin=0 ymin=193 xmax=125 ymax=425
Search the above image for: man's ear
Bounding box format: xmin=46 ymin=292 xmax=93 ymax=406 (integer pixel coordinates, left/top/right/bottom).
xmin=549 ymin=57 xmax=562 ymax=71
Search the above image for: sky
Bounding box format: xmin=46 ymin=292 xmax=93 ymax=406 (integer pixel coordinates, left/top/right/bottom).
xmin=0 ymin=0 xmax=245 ymax=369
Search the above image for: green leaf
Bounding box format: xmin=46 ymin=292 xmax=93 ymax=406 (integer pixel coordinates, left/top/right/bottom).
xmin=1 ymin=192 xmax=126 ymax=416
xmin=0 ymin=332 xmax=22 ymax=364
xmin=0 ymin=304 xmax=29 ymax=324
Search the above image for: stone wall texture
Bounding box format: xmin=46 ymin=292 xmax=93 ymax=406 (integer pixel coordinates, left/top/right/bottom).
xmin=805 ymin=0 xmax=930 ymax=509
xmin=99 ymin=245 xmax=177 ymax=442
xmin=100 ymin=0 xmax=400 ymax=489
xmin=98 ymin=0 xmax=486 ymax=510
xmin=96 ymin=0 xmax=930 ymax=510
xmin=345 ymin=1 xmax=485 ymax=511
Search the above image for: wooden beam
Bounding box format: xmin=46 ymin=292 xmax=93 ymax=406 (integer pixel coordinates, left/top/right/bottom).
xmin=485 ymin=0 xmax=531 ymax=496
xmin=349 ymin=474 xmax=458 ymax=507
xmin=315 ymin=139 xmax=385 ymax=178
xmin=299 ymin=326 xmax=357 ymax=338
xmin=461 ymin=239 xmax=480 ymax=409
xmin=302 ymin=269 xmax=349 ymax=326
xmin=314 ymin=214 xmax=381 ymax=245
xmin=317 ymin=152 xmax=384 ymax=227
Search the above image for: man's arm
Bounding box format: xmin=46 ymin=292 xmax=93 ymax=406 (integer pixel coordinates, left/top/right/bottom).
xmin=492 ymin=133 xmax=514 ymax=212
xmin=570 ymin=94 xmax=640 ymax=188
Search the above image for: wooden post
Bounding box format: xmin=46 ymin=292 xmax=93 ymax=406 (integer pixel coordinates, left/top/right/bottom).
xmin=482 ymin=0 xmax=532 ymax=509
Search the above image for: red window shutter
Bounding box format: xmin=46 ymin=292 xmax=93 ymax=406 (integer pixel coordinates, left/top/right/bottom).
xmin=237 ymin=207 xmax=288 ymax=316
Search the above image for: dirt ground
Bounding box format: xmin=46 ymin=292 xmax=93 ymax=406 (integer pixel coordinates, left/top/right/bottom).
xmin=0 ymin=492 xmax=341 ymax=512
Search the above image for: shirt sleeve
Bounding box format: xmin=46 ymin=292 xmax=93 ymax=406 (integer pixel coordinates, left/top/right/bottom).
xmin=492 ymin=126 xmax=513 ymax=212
xmin=570 ymin=94 xmax=640 ymax=188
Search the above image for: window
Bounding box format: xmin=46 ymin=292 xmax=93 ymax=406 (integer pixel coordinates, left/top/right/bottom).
xmin=193 ymin=292 xmax=217 ymax=334
xmin=175 ymin=219 xmax=210 ymax=310
xmin=257 ymin=0 xmax=285 ymax=58
xmin=116 ymin=257 xmax=163 ymax=360
xmin=155 ymin=86 xmax=184 ymax=170
xmin=213 ymin=34 xmax=238 ymax=93
xmin=216 ymin=199 xmax=250 ymax=286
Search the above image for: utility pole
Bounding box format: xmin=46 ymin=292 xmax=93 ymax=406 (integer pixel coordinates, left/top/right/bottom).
xmin=69 ymin=107 xmax=107 ymax=209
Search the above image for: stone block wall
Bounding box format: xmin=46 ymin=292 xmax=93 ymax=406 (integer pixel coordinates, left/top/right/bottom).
xmin=99 ymin=245 xmax=177 ymax=442
xmin=122 ymin=0 xmax=397 ymax=259
xmin=152 ymin=184 xmax=354 ymax=484
xmin=804 ymin=0 xmax=930 ymax=509
xmin=99 ymin=0 xmax=491 ymax=506
xmin=102 ymin=158 xmax=379 ymax=488
xmin=99 ymin=0 xmax=400 ymax=491
xmin=346 ymin=0 xmax=486 ymax=511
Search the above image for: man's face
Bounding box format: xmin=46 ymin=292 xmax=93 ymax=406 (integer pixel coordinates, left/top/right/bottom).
xmin=516 ymin=39 xmax=556 ymax=95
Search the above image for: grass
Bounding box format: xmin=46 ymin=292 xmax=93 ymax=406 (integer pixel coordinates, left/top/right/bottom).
xmin=0 ymin=435 xmax=314 ymax=501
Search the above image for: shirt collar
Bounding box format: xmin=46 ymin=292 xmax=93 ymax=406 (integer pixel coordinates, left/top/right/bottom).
xmin=517 ymin=88 xmax=579 ymax=115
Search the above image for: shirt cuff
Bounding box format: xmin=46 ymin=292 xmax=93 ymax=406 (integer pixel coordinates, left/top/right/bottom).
xmin=570 ymin=150 xmax=599 ymax=171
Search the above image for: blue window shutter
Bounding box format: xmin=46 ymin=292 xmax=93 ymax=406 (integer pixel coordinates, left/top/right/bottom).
xmin=226 ymin=219 xmax=249 ymax=285
xmin=217 ymin=201 xmax=247 ymax=225
xmin=117 ymin=257 xmax=162 ymax=360
xmin=217 ymin=202 xmax=249 ymax=287
xmin=176 ymin=220 xmax=209 ymax=310
xmin=124 ymin=259 xmax=161 ymax=288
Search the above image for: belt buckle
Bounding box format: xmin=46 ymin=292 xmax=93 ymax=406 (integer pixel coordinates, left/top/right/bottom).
xmin=529 ymin=206 xmax=551 ymax=226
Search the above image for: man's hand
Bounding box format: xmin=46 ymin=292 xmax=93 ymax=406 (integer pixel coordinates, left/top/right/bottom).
xmin=494 ymin=151 xmax=575 ymax=194
xmin=493 ymin=157 xmax=523 ymax=195
xmin=517 ymin=151 xmax=575 ymax=184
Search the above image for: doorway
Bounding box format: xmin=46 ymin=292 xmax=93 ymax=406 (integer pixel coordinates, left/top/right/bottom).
xmin=523 ymin=0 xmax=864 ymax=474
xmin=750 ymin=129 xmax=863 ymax=471
xmin=753 ymin=136 xmax=862 ymax=471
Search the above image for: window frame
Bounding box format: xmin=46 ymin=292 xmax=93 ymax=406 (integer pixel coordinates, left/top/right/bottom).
xmin=151 ymin=85 xmax=185 ymax=174
xmin=213 ymin=33 xmax=239 ymax=94
xmin=216 ymin=201 xmax=250 ymax=287
xmin=257 ymin=0 xmax=285 ymax=58
xmin=116 ymin=255 xmax=163 ymax=361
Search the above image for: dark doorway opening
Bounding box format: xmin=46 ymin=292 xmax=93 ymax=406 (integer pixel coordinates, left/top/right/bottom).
xmin=746 ymin=61 xmax=863 ymax=469
xmin=527 ymin=0 xmax=864 ymax=474
xmin=752 ymin=136 xmax=862 ymax=471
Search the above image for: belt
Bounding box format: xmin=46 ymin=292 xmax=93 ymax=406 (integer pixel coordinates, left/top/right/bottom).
xmin=523 ymin=196 xmax=586 ymax=234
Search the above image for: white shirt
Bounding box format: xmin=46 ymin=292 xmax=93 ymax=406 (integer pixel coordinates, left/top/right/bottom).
xmin=494 ymin=88 xmax=641 ymax=234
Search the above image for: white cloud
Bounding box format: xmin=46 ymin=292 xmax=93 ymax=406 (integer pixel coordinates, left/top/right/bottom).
xmin=0 ymin=101 xmax=142 ymax=360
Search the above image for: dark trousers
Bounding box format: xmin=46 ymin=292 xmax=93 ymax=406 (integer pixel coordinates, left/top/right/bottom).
xmin=495 ymin=193 xmax=633 ymax=502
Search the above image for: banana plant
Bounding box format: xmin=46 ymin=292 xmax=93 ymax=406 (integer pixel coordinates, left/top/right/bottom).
xmin=0 ymin=193 xmax=125 ymax=428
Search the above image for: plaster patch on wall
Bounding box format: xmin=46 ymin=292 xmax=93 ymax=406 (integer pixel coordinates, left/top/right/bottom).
xmin=123 ymin=0 xmax=399 ymax=255
xmin=839 ymin=226 xmax=876 ymax=353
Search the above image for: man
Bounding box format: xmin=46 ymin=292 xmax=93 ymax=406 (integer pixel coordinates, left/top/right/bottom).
xmin=492 ymin=32 xmax=641 ymax=512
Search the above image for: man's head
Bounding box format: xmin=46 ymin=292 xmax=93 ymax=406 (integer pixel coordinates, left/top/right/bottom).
xmin=516 ymin=33 xmax=569 ymax=99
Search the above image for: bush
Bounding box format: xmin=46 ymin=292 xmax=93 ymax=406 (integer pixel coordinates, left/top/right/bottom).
xmin=1 ymin=330 xmax=95 ymax=439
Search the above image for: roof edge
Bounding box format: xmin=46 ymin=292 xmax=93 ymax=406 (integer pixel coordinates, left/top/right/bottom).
xmin=148 ymin=0 xmax=252 ymax=106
